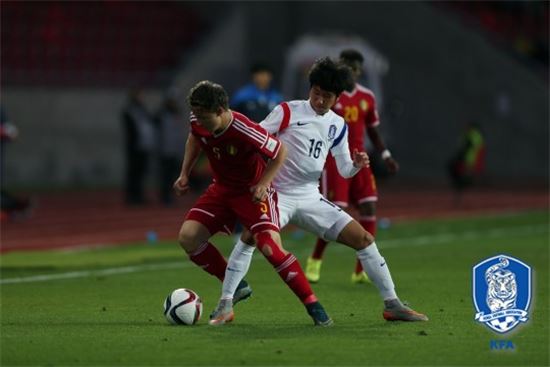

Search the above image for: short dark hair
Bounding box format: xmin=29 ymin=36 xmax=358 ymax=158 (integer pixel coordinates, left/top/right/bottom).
xmin=339 ymin=49 xmax=364 ymax=64
xmin=250 ymin=62 xmax=273 ymax=74
xmin=187 ymin=80 xmax=229 ymax=112
xmin=308 ymin=57 xmax=354 ymax=95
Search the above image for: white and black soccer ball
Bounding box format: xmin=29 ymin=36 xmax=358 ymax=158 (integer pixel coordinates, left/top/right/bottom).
xmin=163 ymin=288 xmax=203 ymax=325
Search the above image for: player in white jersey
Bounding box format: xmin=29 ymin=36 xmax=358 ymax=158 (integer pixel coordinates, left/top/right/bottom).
xmin=209 ymin=57 xmax=428 ymax=325
xmin=259 ymin=98 xmax=363 ymax=240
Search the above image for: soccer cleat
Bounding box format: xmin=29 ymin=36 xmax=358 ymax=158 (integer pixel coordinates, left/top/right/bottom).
xmin=209 ymin=299 xmax=234 ymax=326
xmin=383 ymin=299 xmax=429 ymax=322
xmin=305 ymin=301 xmax=333 ymax=326
xmin=233 ymin=279 xmax=252 ymax=305
xmin=305 ymin=257 xmax=322 ymax=283
xmin=351 ymin=271 xmax=371 ymax=284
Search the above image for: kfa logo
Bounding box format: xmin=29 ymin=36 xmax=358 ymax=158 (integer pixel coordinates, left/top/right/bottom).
xmin=473 ymin=255 xmax=531 ymax=334
xmin=328 ymin=125 xmax=337 ymax=140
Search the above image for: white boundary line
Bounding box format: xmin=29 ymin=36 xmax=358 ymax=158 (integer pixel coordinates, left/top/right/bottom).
xmin=0 ymin=262 xmax=188 ymax=285
xmin=382 ymin=224 xmax=548 ymax=249
xmin=1 ymin=223 xmax=547 ymax=285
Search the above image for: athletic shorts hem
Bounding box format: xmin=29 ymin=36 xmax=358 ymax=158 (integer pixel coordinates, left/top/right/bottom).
xmin=185 ymin=209 xmax=232 ymax=236
xmin=324 ymin=215 xmax=354 ymax=242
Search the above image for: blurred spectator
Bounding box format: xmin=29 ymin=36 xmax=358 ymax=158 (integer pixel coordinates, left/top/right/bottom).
xmin=231 ymin=63 xmax=283 ymax=122
xmin=1 ymin=106 xmax=31 ymax=221
xmin=121 ymin=88 xmax=155 ymax=206
xmin=448 ymin=121 xmax=486 ymax=201
xmin=155 ymin=89 xmax=187 ymax=206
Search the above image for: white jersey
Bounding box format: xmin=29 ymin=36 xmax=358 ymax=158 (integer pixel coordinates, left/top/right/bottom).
xmin=260 ymin=100 xmax=356 ymax=195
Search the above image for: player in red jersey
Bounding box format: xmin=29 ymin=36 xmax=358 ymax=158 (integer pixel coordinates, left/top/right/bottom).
xmin=175 ymin=81 xmax=331 ymax=326
xmin=306 ymin=49 xmax=400 ymax=284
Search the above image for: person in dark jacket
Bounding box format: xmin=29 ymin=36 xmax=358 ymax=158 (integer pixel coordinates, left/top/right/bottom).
xmin=122 ymin=88 xmax=155 ymax=205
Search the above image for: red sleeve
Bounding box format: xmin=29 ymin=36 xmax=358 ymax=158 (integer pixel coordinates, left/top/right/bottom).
xmin=279 ymin=102 xmax=291 ymax=133
xmin=232 ymin=115 xmax=281 ymax=159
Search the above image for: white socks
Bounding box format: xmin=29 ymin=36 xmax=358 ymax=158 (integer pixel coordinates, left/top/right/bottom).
xmin=356 ymin=242 xmax=397 ymax=301
xmin=221 ymin=239 xmax=255 ymax=299
xmin=221 ymin=240 xmax=397 ymax=302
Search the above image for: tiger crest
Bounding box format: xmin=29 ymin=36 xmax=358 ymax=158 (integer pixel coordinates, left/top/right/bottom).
xmin=473 ymin=254 xmax=531 ymax=334
xmin=485 ymin=257 xmax=517 ymax=312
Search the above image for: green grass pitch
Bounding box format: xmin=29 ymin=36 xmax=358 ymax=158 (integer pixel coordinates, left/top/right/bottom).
xmin=1 ymin=210 xmax=548 ymax=366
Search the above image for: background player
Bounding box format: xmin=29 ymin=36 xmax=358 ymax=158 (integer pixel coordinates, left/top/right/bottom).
xmin=231 ymin=62 xmax=283 ymax=123
xmin=447 ymin=120 xmax=486 ymax=205
xmin=306 ymin=49 xmax=400 ymax=284
xmin=175 ymin=81 xmax=331 ymax=326
xmin=211 ymin=58 xmax=428 ymax=325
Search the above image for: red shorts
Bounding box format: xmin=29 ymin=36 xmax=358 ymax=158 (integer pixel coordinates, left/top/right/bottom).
xmin=185 ymin=183 xmax=279 ymax=235
xmin=320 ymin=154 xmax=377 ymax=208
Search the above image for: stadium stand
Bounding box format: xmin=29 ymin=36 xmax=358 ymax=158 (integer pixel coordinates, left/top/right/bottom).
xmin=438 ymin=2 xmax=549 ymax=74
xmin=1 ymin=1 xmax=207 ymax=86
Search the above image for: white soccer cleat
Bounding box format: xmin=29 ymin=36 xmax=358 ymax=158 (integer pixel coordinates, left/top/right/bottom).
xmin=209 ymin=299 xmax=235 ymax=326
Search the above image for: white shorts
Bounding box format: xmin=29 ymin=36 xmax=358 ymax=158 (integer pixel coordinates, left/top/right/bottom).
xmin=277 ymin=191 xmax=353 ymax=241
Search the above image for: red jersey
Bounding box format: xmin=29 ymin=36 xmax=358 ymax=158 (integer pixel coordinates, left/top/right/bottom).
xmin=190 ymin=110 xmax=281 ymax=191
xmin=332 ymin=83 xmax=379 ymax=152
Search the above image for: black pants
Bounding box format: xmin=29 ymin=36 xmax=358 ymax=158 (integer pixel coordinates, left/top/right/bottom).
xmin=159 ymin=156 xmax=181 ymax=205
xmin=125 ymin=150 xmax=148 ymax=205
xmin=447 ymin=158 xmax=472 ymax=192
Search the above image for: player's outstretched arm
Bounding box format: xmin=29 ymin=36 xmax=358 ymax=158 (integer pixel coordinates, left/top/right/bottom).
xmin=366 ymin=126 xmax=399 ymax=174
xmin=174 ymin=133 xmax=202 ymax=196
xmin=251 ymin=143 xmax=287 ymax=203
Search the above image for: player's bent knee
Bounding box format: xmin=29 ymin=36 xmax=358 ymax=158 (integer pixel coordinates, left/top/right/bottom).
xmin=178 ymin=220 xmax=211 ymax=253
xmin=337 ymin=220 xmax=374 ymax=250
xmin=254 ymin=231 xmax=286 ymax=258
xmin=178 ymin=224 xmax=201 ymax=253
xmin=352 ymin=230 xmax=374 ymax=250
xmin=177 ymin=230 xmax=195 ymax=253
xmin=363 ymin=230 xmax=375 ymax=246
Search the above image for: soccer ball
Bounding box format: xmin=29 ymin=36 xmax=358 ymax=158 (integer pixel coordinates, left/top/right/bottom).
xmin=163 ymin=288 xmax=203 ymax=325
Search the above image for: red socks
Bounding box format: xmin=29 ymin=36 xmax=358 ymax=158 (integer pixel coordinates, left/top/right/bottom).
xmin=188 ymin=242 xmax=227 ymax=281
xmin=360 ymin=216 xmax=377 ymax=238
xmin=256 ymin=232 xmax=317 ymax=304
xmin=311 ymin=238 xmax=328 ymax=259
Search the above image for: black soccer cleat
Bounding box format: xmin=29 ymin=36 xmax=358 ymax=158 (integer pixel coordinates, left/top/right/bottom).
xmin=306 ymin=301 xmax=334 ymax=326
xmin=233 ymin=279 xmax=252 ymax=306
